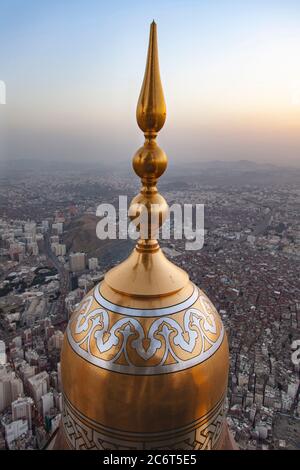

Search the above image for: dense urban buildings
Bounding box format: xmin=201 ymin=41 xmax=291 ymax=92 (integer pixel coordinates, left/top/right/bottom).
xmin=0 ymin=160 xmax=299 ymax=449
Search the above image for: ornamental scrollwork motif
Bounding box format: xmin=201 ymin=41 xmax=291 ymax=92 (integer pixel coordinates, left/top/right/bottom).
xmin=67 ymin=285 xmax=224 ymax=374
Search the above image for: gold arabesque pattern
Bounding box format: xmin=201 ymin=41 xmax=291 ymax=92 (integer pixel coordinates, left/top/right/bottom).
xmin=66 ymin=284 xmax=224 ymax=374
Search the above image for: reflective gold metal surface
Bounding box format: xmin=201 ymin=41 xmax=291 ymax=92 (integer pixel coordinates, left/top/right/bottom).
xmin=57 ymin=21 xmax=230 ymax=450
xmin=136 ymin=21 xmax=166 ymax=135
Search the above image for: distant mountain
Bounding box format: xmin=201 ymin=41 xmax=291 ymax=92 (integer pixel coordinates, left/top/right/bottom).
xmin=161 ymin=158 xmax=300 ymax=187
xmin=63 ymin=214 xmax=134 ymax=266
xmin=188 ymin=159 xmax=280 ymax=171
xmin=0 ymin=158 xmax=114 ymax=176
xmin=64 ymin=214 xmax=101 ymax=255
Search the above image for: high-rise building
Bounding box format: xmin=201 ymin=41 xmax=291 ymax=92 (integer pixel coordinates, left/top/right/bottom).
xmin=48 ymin=330 xmax=64 ymax=350
xmin=25 ymin=349 xmax=39 ymax=365
xmin=51 ymin=413 xmax=61 ymax=434
xmin=0 ymin=376 xmax=12 ymax=412
xmin=27 ymin=371 xmax=49 ymax=405
xmin=69 ymin=252 xmax=86 ymax=273
xmin=51 ymin=243 xmax=66 ymax=257
xmin=0 ymin=340 xmax=6 ymax=365
xmin=9 ymin=242 xmax=25 ymax=261
xmin=41 ymin=220 xmax=49 ymax=232
xmin=19 ymin=364 xmax=36 ymax=383
xmin=52 ymin=22 xmax=232 ymax=450
xmin=0 ymin=368 xmax=23 ymax=412
xmin=23 ymin=329 xmax=32 ymax=347
xmin=52 ymin=222 xmax=63 ymax=235
xmin=10 ymin=377 xmax=24 ymax=401
xmin=45 ymin=325 xmax=55 ymax=340
xmin=24 ymin=221 xmax=36 ymax=242
xmin=41 ymin=391 xmax=54 ymax=418
xmin=11 ymin=396 xmax=33 ymax=429
xmin=5 ymin=419 xmax=28 ymax=448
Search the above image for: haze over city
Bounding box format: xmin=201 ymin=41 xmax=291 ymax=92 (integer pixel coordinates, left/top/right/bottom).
xmin=0 ymin=1 xmax=300 ymax=453
xmin=0 ymin=0 xmax=300 ymax=167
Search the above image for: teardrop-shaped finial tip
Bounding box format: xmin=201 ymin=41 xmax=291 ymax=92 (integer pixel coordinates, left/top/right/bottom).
xmin=136 ymin=22 xmax=166 ymax=135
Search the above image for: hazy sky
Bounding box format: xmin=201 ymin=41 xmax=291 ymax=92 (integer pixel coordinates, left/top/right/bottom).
xmin=1 ymin=0 xmax=300 ymax=167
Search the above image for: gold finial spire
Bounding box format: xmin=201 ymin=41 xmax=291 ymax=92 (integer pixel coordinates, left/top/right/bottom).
xmin=130 ymin=22 xmax=168 ymax=252
xmin=57 ymin=23 xmax=229 ymax=454
xmin=136 ymin=21 xmax=166 ymax=136
xmin=105 ymin=21 xmax=188 ymax=296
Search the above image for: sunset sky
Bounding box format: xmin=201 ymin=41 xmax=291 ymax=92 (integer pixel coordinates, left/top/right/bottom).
xmin=1 ymin=0 xmax=300 ymax=167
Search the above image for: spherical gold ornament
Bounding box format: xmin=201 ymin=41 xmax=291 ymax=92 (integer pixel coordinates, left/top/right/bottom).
xmin=129 ymin=191 xmax=169 ymax=238
xmin=132 ymin=141 xmax=167 ymax=181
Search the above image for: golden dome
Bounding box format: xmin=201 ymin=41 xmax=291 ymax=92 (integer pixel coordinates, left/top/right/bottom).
xmin=59 ymin=21 xmax=229 ymax=450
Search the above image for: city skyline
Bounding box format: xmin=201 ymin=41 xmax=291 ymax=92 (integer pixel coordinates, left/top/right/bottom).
xmin=0 ymin=164 xmax=299 ymax=450
xmin=1 ymin=1 xmax=300 ymax=167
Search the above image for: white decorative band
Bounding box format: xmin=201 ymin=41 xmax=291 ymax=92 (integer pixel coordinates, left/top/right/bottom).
xmin=67 ymin=319 xmax=224 ymax=375
xmin=67 ymin=283 xmax=225 ymax=375
xmin=94 ymin=284 xmax=199 ymax=317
